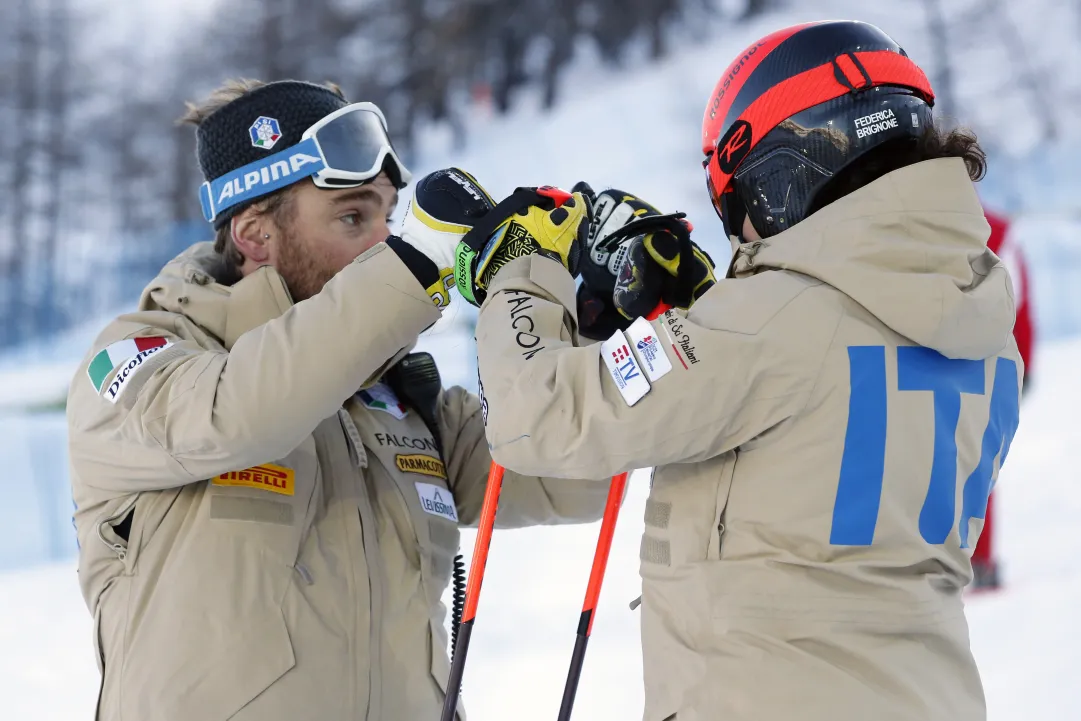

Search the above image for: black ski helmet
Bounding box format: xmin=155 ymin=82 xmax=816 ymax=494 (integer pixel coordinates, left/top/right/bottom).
xmin=701 ymin=20 xmax=936 ymax=239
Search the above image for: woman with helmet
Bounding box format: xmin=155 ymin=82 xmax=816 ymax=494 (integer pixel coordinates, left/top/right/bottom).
xmin=440 ymin=18 xmax=1023 ymax=721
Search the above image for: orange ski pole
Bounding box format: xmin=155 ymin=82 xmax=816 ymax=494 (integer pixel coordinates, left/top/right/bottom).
xmin=440 ymin=461 xmax=505 ymax=721
xmin=556 ymin=472 xmax=628 ymax=720
xmin=555 ymin=304 xmax=663 ymax=719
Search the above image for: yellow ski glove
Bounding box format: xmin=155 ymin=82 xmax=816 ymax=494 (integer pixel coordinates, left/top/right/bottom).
xmin=454 ymin=186 xmax=592 ymax=306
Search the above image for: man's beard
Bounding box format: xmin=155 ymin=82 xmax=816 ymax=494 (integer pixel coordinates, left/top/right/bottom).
xmin=276 ymin=226 xmax=336 ymax=302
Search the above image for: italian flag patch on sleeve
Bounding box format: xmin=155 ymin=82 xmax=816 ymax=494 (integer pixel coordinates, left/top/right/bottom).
xmin=87 ymin=337 xmax=171 ymax=398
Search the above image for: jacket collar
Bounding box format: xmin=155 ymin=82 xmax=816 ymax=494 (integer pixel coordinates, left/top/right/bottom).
xmin=137 ymin=242 xmax=294 ymax=350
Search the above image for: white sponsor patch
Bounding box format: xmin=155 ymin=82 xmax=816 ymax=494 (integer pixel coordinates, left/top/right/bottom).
xmin=625 ymin=317 xmax=672 ymax=383
xmin=103 ymin=342 xmax=173 ymax=404
xmin=600 ymin=329 xmax=650 ymax=406
xmin=415 ymin=482 xmax=459 ymax=523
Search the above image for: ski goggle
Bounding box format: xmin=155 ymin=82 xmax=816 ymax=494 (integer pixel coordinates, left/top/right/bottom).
xmin=702 ymin=150 xmax=743 ymax=239
xmin=199 ymin=102 xmax=412 ymax=223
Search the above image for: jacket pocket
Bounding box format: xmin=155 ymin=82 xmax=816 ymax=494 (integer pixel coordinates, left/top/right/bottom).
xmin=205 ymin=439 xmax=320 ymax=566
xmin=707 ymin=450 xmax=738 ymax=561
xmin=425 ymin=517 xmax=461 ymax=604
xmin=642 ymin=452 xmax=735 ymax=575
xmin=95 ymin=495 xmax=139 ymax=565
xmin=130 ymin=608 xmax=296 ymax=721
xmin=386 ymin=468 xmax=461 ymax=607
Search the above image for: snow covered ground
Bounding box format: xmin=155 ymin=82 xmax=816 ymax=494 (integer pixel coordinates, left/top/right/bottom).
xmin=2 ymin=336 xmax=1079 ymax=720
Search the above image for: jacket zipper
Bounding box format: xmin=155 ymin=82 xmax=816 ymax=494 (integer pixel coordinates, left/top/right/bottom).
xmin=95 ymin=495 xmax=138 ymax=562
xmin=709 ymin=450 xmax=739 ymax=561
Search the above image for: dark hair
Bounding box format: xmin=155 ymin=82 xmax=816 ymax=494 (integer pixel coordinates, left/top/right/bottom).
xmin=809 ymin=121 xmax=988 ymax=215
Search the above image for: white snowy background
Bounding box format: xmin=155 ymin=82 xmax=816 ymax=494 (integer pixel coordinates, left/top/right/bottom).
xmin=3 ymin=0 xmax=1081 ymax=719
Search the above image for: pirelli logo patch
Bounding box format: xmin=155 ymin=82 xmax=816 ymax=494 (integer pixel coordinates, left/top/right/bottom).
xmin=212 ymin=463 xmax=295 ymax=496
xmin=395 ymin=453 xmax=447 ymax=480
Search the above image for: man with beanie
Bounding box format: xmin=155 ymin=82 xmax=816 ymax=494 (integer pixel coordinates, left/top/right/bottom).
xmin=67 ymin=78 xmax=609 ymax=721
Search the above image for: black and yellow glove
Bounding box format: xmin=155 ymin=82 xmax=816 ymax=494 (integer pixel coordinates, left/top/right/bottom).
xmin=570 ymin=182 xmax=716 ymax=335
xmin=608 ymin=212 xmax=717 ymax=321
xmin=574 ymin=183 xmax=665 ymax=339
xmin=453 ymin=186 xmax=592 ymax=306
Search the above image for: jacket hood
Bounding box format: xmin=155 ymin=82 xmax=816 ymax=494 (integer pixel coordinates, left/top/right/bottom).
xmin=137 ymin=242 xmax=294 ymax=350
xmin=137 ymin=242 xmax=416 ymax=379
xmin=730 ymin=158 xmax=1015 ymax=359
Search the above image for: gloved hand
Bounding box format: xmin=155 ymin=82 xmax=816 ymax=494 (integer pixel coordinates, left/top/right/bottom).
xmin=573 ymin=182 xmax=663 ymax=339
xmin=612 ymin=218 xmax=718 ymax=320
xmin=454 ymin=186 xmax=592 ymax=307
xmin=571 ymin=182 xmax=716 ymax=336
xmin=397 ymin=167 xmax=495 ymax=308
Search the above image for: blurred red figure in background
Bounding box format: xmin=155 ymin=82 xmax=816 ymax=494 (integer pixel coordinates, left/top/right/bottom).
xmin=973 ymin=209 xmax=1035 ymax=590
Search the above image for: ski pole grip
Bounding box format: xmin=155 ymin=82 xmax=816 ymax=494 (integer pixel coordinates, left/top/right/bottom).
xmin=647 ymin=302 xmax=671 ymax=321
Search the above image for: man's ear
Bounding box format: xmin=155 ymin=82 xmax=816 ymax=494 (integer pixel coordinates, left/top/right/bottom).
xmin=231 ymin=209 xmax=271 ymax=265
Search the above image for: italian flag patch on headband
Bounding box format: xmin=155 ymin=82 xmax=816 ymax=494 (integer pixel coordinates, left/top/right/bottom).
xmin=87 ymin=337 xmax=170 ymax=393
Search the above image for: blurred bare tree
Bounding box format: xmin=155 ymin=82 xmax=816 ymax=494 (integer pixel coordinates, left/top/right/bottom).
xmin=35 ymin=0 xmax=72 ymax=331
xmin=921 ymin=0 xmax=956 ymax=121
xmin=4 ymin=0 xmax=1072 ymax=352
xmin=0 ymin=0 xmax=715 ymax=349
xmin=740 ymin=0 xmax=779 ymax=20
xmin=981 ymin=0 xmax=1057 ymax=142
xmin=6 ymin=0 xmax=40 ymax=345
xmin=924 ymin=0 xmax=1059 ymax=144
